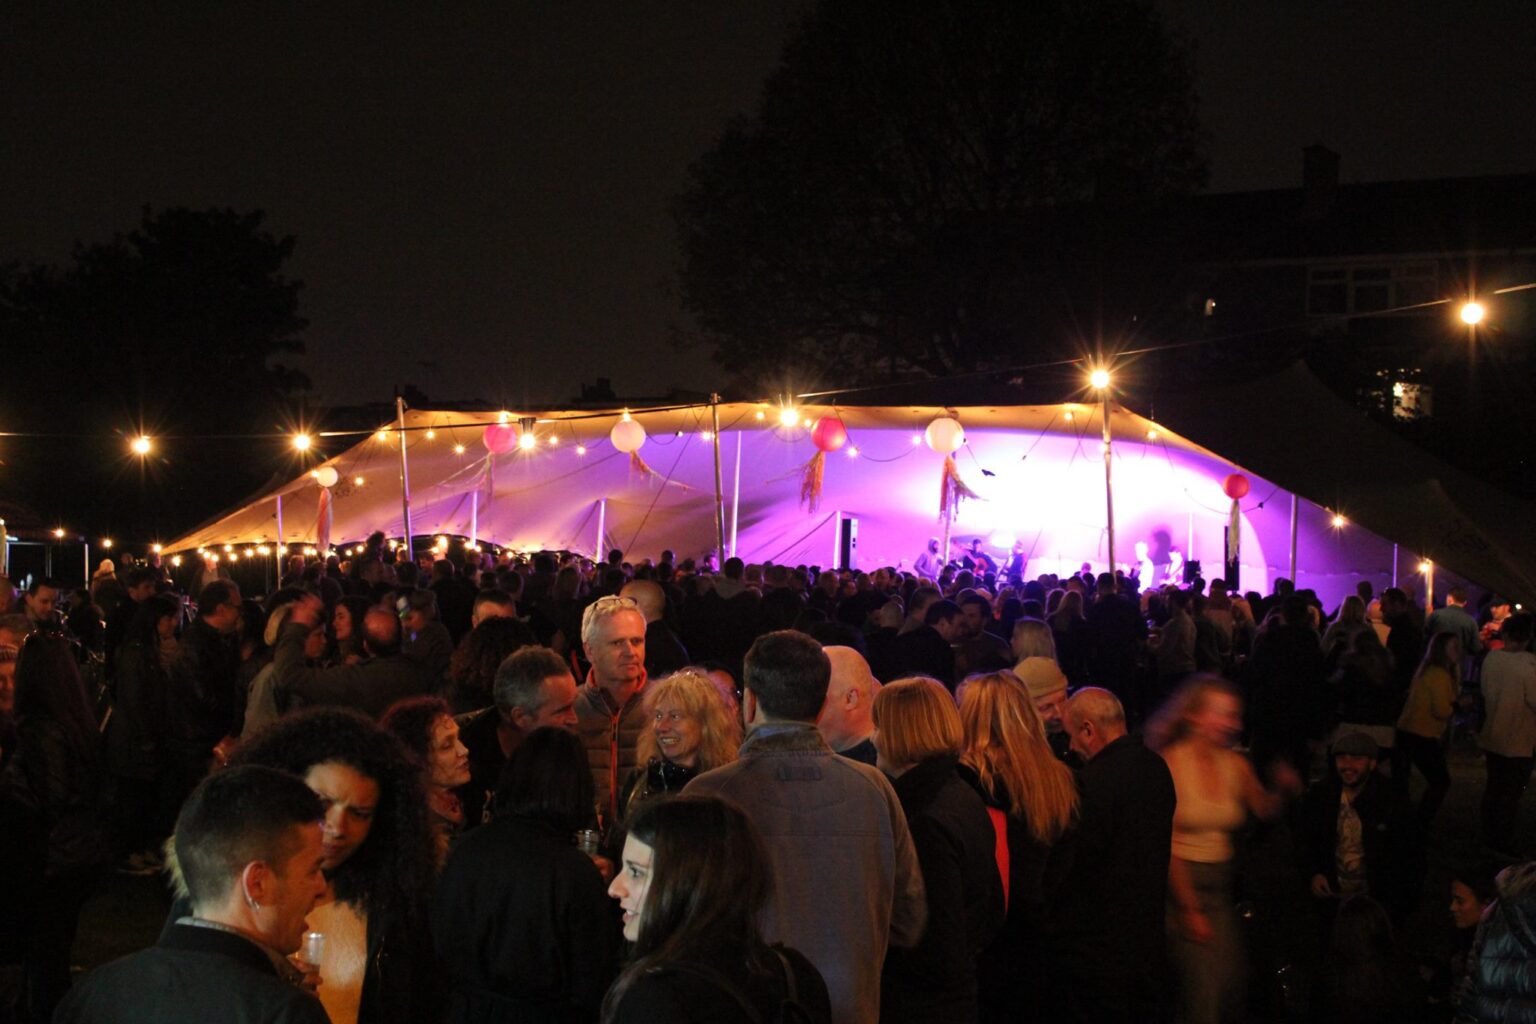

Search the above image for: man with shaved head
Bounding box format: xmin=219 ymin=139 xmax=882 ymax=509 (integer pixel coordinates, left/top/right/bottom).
xmin=621 ymin=578 xmax=689 ymax=678
xmin=274 ymin=594 xmax=432 ymax=717
xmin=1050 ymin=688 xmax=1177 ymax=1021
xmin=818 ymin=645 xmax=881 ymax=765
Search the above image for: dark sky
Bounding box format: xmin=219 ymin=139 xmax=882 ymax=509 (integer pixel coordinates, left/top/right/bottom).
xmin=5 ymin=2 xmax=1534 ymax=408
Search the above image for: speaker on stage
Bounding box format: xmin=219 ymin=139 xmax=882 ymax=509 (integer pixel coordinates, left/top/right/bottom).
xmin=835 ymin=515 xmax=858 ymax=571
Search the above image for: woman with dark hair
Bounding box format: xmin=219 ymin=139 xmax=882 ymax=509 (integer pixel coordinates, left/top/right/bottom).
xmin=219 ymin=707 xmax=439 ymax=1024
xmin=434 ymin=727 xmax=622 ymax=1024
xmin=444 ymin=616 xmax=536 ymax=713
xmin=603 ymin=795 xmax=831 ymax=1024
xmin=1311 ymin=895 xmax=1425 ymax=1024
xmin=331 ymin=595 xmax=375 ymax=666
xmin=0 ymin=634 xmax=110 ymax=1023
xmin=104 ymin=592 xmax=183 ymax=869
xmin=380 ymin=695 xmax=471 ymax=867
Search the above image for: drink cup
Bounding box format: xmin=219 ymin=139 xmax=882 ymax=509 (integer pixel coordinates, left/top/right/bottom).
xmin=300 ymin=930 xmax=326 ymax=969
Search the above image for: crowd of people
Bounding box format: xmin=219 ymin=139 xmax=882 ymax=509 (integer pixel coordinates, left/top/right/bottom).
xmin=0 ymin=534 xmax=1533 ymax=1023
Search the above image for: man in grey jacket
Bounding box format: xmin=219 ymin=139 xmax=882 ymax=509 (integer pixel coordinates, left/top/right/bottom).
xmin=687 ymin=630 xmax=926 ymax=1024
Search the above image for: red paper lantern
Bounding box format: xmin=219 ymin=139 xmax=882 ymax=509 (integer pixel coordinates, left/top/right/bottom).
xmin=810 ymin=416 xmax=848 ymax=452
xmin=1223 ymin=473 xmax=1250 ymax=500
xmin=483 ymin=423 xmax=518 ymax=454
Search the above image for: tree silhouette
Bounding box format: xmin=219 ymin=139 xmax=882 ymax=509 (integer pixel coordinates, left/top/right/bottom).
xmin=0 ymin=207 xmax=309 ymax=541
xmin=674 ymin=0 xmax=1207 ymax=390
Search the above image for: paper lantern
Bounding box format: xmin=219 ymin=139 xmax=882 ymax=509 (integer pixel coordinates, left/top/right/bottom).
xmin=1222 ymin=473 xmax=1250 ymax=500
xmin=483 ymin=423 xmax=518 ymax=454
xmin=312 ymin=466 xmax=339 ymax=488
xmin=924 ymin=416 xmax=965 ymax=454
xmin=810 ymin=416 xmax=848 ymax=452
xmin=610 ymin=418 xmax=647 ymax=454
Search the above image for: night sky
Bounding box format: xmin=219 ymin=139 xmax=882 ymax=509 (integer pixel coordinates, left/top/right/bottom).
xmin=5 ymin=2 xmax=1534 ymax=409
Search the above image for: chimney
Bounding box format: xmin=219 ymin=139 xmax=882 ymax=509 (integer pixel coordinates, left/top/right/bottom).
xmin=1302 ymin=144 xmax=1339 ymax=221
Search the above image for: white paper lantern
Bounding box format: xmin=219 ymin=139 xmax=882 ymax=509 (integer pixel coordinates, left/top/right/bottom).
xmin=313 ymin=466 xmax=340 ymax=488
xmin=924 ymin=416 xmax=965 ymax=454
xmin=610 ymin=418 xmax=647 ymax=453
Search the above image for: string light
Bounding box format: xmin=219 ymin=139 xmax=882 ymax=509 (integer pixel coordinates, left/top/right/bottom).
xmin=1460 ymin=301 xmax=1486 ymax=325
xmin=353 ymin=476 xmax=365 ymax=486
xmin=101 ymin=538 xmax=113 ymax=549
xmin=518 ymin=432 xmax=537 ymax=450
xmin=228 ymin=552 xmax=240 ymax=562
xmin=1064 ymin=411 xmax=1074 ymax=422
xmin=910 ymin=434 xmax=922 ymax=446
xmin=847 ymin=445 xmax=860 ymax=458
xmin=754 ymin=410 xmax=766 ymax=421
xmin=1090 ymin=368 xmax=1111 ymax=390
xmin=1146 ymin=429 xmax=1159 ymax=441
xmin=292 ymin=433 xmax=313 ymax=451
xmin=223 ymin=545 xmax=233 ymax=552
xmin=170 ymin=555 xmax=182 ymax=567
xmin=576 ymin=444 xmax=587 ymax=456
xmin=257 ymin=545 xmax=271 ymax=555
xmin=151 ymin=543 xmax=163 ymax=554
xmin=498 ymin=411 xmax=511 ymax=424
xmin=453 ymin=443 xmax=466 ymax=455
xmin=1418 ymin=560 xmax=1432 ymax=574
xmin=778 ymin=406 xmax=800 ymax=428
xmin=209 ymin=554 xmax=220 ymax=564
xmin=1331 ymin=513 xmax=1346 ymax=528
xmin=425 ymin=429 xmax=436 ymax=440
xmin=700 ymin=431 xmax=714 ymax=441
xmin=548 ymin=435 xmax=559 ymax=446
xmin=130 ymin=435 xmax=152 ymax=456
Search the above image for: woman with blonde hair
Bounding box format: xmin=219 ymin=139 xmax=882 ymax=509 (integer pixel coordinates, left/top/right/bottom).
xmin=873 ymin=677 xmax=1005 ymax=1024
xmin=1147 ymin=675 xmax=1300 ymax=1024
xmin=958 ymin=670 xmax=1079 ymax=1022
xmin=618 ymin=668 xmax=740 ymax=822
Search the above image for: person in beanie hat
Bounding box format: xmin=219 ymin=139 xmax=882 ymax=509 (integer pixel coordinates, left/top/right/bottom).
xmin=1299 ymin=731 xmax=1424 ymax=926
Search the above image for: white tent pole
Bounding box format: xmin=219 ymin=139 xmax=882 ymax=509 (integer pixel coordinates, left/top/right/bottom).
xmin=730 ymin=432 xmax=742 ymax=559
xmin=395 ymin=396 xmax=414 ymax=562
xmin=595 ymin=498 xmax=607 ymax=561
xmin=710 ymin=395 xmax=725 ymax=563
xmin=274 ymin=493 xmax=284 ymax=592
xmin=1101 ymin=394 xmax=1115 ymax=571
xmin=1288 ymin=492 xmax=1299 ymax=583
xmin=0 ymin=518 xmax=7 ymax=577
xmin=83 ymin=541 xmax=90 ymax=587
xmin=1426 ymin=561 xmax=1435 ymax=610
xmin=470 ymin=489 xmax=479 ymax=549
xmin=1392 ymin=543 xmax=1399 ymax=589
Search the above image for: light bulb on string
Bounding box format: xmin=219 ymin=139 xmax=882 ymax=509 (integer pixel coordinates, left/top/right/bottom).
xmin=453 ymin=444 xmax=466 ymax=455
xmin=130 ymin=435 xmax=152 ymax=456
xmin=1090 ymin=368 xmax=1111 ymax=390
xmin=425 ymin=429 xmax=436 ymax=440
xmin=292 ymin=433 xmax=313 ymax=452
xmin=1460 ymin=301 xmax=1486 ymax=325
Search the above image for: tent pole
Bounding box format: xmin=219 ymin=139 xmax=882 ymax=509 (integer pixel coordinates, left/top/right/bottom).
xmin=83 ymin=541 xmax=90 ymax=588
xmin=470 ymin=489 xmax=478 ymax=549
xmin=0 ymin=518 xmax=6 ymax=577
xmin=274 ymin=493 xmax=284 ymax=592
xmin=1101 ymin=393 xmax=1115 ymax=572
xmin=1288 ymin=493 xmax=1299 ymax=584
xmin=595 ymin=498 xmax=607 ymax=562
xmin=730 ymin=432 xmax=742 ymax=559
xmin=1426 ymin=561 xmax=1435 ymax=610
xmin=395 ymin=396 xmax=414 ymax=563
xmin=710 ymin=395 xmax=725 ymax=564
xmin=1392 ymin=543 xmax=1399 ymax=589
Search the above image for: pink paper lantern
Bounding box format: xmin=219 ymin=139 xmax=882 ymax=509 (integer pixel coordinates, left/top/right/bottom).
xmin=483 ymin=423 xmax=518 ymax=454
xmin=810 ymin=416 xmax=848 ymax=452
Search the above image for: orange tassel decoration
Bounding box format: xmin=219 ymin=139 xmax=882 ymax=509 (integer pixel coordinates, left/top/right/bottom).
xmin=630 ymin=451 xmax=656 ymax=478
xmin=939 ymin=455 xmax=982 ymax=520
xmin=800 ymin=451 xmax=826 ymax=512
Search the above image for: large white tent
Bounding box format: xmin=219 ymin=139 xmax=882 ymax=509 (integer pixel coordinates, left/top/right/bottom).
xmin=167 ymin=398 xmax=1481 ymax=608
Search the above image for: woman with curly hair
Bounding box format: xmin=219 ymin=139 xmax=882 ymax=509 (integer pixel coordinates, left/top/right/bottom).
xmin=443 ymin=616 xmax=536 ymax=714
xmin=380 ymin=696 xmax=471 ymax=868
xmin=617 ymin=668 xmax=740 ymax=824
xmin=177 ymin=707 xmax=440 ymax=1024
xmin=330 ymin=596 xmax=376 ymax=667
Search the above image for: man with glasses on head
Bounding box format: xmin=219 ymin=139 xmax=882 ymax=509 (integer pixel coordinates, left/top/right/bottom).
xmin=574 ymin=595 xmax=648 ymax=826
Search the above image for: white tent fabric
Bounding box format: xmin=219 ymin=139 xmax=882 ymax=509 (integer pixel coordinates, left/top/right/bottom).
xmin=167 ymin=401 xmax=1464 ymax=608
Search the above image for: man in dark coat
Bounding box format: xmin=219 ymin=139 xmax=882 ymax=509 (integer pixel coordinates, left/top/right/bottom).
xmin=1299 ymin=732 xmax=1424 ymax=926
xmin=1083 ymin=576 xmax=1146 ymax=714
xmin=890 ymin=600 xmax=960 ymax=688
xmin=1051 ymin=688 xmax=1177 ymax=1023
xmin=56 ymin=766 xmax=330 ymax=1024
xmin=167 ymin=580 xmax=243 ymax=799
xmin=1247 ymin=595 xmax=1330 ymax=772
xmin=274 ymin=595 xmax=431 ymax=717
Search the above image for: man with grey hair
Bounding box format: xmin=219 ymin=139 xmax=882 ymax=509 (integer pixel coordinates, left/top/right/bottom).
xmin=1049 ymin=687 xmax=1177 ymax=1022
xmin=455 ymin=646 xmax=578 ymax=828
xmin=573 ymin=595 xmax=648 ymax=824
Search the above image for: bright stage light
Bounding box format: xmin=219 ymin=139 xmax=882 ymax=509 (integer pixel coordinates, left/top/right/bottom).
xmin=1090 ymin=369 xmax=1111 ymax=390
xmin=1460 ymin=301 xmax=1485 ymax=325
xmin=130 ymin=435 xmax=152 ymax=455
xmin=293 ymin=433 xmax=313 ymax=452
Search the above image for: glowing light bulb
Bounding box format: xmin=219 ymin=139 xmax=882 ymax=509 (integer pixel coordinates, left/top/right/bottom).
xmin=754 ymin=410 xmax=766 ymax=421
xmin=1146 ymin=429 xmax=1158 ymax=441
xmin=518 ymin=432 xmax=537 ymax=450
xmin=1090 ymin=369 xmax=1111 ymax=390
xmin=1460 ymin=301 xmax=1485 ymax=325
xmin=228 ymin=552 xmax=239 ymax=562
xmin=700 ymin=431 xmax=714 ymax=441
xmin=576 ymin=444 xmax=587 ymax=456
xmin=911 ymin=434 xmax=922 ymax=446
xmin=101 ymin=538 xmax=113 ymax=549
xmin=425 ymin=429 xmax=436 ymax=440
xmin=453 ymin=444 xmax=466 ymax=455
xmin=1064 ymin=411 xmax=1074 ymax=422
xmin=257 ymin=545 xmax=270 ymax=555
xmin=1331 ymin=514 xmax=1346 ymax=528
xmin=170 ymin=555 xmax=182 ymax=567
xmin=778 ymin=407 xmax=800 ymax=428
xmin=209 ymin=554 xmax=220 ymax=564
xmin=1418 ymin=560 xmax=1432 ymax=574
xmin=223 ymin=545 xmax=233 ymax=553
xmin=375 ymin=430 xmax=390 ymax=442
xmin=151 ymin=543 xmax=162 ymax=554
xmin=548 ymin=435 xmax=559 ymax=446
xmin=353 ymin=476 xmax=364 ymax=486
xmin=130 ymin=435 xmax=152 ymax=455
xmin=847 ymin=445 xmax=860 ymax=458
xmin=498 ymin=411 xmax=511 ymax=424
xmin=293 ymin=433 xmax=313 ymax=451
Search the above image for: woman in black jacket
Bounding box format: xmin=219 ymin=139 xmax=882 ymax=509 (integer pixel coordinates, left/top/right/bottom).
xmin=873 ymin=676 xmax=1006 ymax=1024
xmin=104 ymin=593 xmax=182 ymax=866
xmin=602 ymin=795 xmax=831 ymax=1024
xmin=434 ymin=727 xmax=622 ymax=1024
xmin=1457 ymin=861 xmax=1536 ymax=1024
xmin=0 ymin=633 xmax=110 ymax=1024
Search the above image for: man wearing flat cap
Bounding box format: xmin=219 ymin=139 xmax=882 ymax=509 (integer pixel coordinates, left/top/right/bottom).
xmin=1298 ymin=731 xmax=1424 ymax=925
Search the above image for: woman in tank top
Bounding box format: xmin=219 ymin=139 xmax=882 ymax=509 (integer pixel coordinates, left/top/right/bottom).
xmin=1147 ymin=676 xmax=1301 ymax=1024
